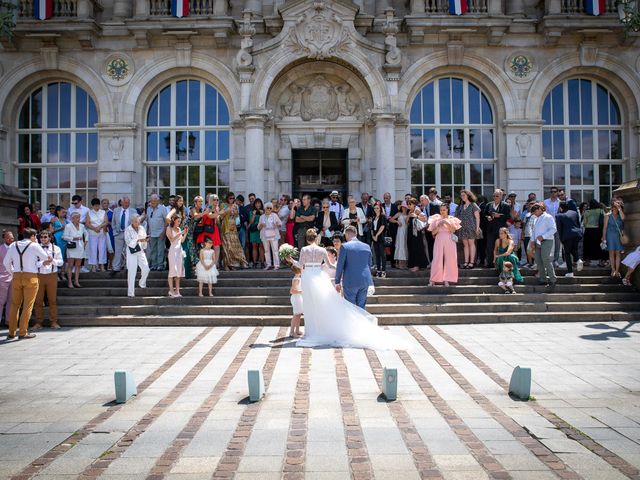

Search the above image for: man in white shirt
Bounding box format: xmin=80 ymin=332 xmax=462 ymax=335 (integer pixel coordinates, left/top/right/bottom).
xmin=3 ymin=228 xmax=53 ymax=339
xmin=328 ymin=190 xmax=344 ymax=221
xmin=507 ymin=192 xmax=522 ymax=219
xmin=33 ymin=230 xmax=64 ymax=330
xmin=529 ymin=203 xmax=557 ymax=286
xmin=543 ymin=186 xmax=562 ymax=265
xmin=124 ymin=215 xmax=150 ymax=297
xmin=278 ymin=194 xmax=290 ymax=244
xmin=66 ymin=195 xmax=90 ymax=223
xmin=111 ymin=197 xmax=138 ymax=273
xmin=146 ymin=194 xmax=168 ymax=271
xmin=41 ymin=204 xmax=57 ymax=224
xmin=0 ymin=230 xmax=14 ymax=327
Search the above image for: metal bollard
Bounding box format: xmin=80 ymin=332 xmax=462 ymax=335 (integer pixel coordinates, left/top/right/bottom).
xmin=248 ymin=369 xmax=264 ymax=402
xmin=509 ymin=366 xmax=531 ymax=401
xmin=114 ymin=370 xmax=137 ymax=404
xmin=382 ymin=367 xmax=397 ymax=401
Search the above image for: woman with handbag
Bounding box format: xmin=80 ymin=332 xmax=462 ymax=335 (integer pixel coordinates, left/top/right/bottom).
xmin=62 ymin=212 xmax=87 ymax=289
xmin=248 ymin=198 xmax=265 ymax=268
xmin=407 ymin=198 xmax=428 ymax=273
xmin=124 ymin=214 xmax=150 ymax=297
xmin=195 ymin=195 xmax=222 ymax=267
xmin=602 ymin=201 xmax=626 ymax=278
xmin=583 ymin=199 xmax=606 ymax=266
xmin=428 ymin=204 xmax=462 ymax=286
xmin=371 ymin=202 xmax=388 ymax=278
xmin=315 ymin=199 xmax=340 ymax=247
xmin=455 ymin=189 xmax=482 ymax=269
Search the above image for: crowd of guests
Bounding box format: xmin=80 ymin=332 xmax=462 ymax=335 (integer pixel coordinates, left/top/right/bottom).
xmin=1 ymin=186 xmax=638 ymax=340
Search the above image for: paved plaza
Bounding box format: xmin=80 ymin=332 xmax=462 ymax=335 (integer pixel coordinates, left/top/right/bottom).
xmin=0 ymin=322 xmax=639 ymax=480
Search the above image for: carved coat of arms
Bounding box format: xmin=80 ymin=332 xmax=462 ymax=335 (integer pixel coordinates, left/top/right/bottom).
xmin=286 ymin=2 xmax=350 ymax=60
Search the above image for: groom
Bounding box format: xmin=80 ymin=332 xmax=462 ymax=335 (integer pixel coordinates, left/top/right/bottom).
xmin=335 ymin=225 xmax=373 ymax=310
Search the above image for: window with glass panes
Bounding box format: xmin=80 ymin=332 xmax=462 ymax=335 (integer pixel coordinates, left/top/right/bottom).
xmin=542 ymin=79 xmax=623 ymax=204
xmin=16 ymin=82 xmax=98 ymax=208
xmin=410 ymin=77 xmax=496 ymax=201
xmin=145 ymin=80 xmax=230 ymax=204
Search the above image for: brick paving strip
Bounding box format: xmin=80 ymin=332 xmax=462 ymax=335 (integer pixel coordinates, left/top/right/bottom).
xmin=393 ymin=340 xmax=513 ymax=480
xmin=430 ymin=325 xmax=640 ymax=480
xmin=75 ymin=326 xmax=243 ymax=480
xmin=363 ymin=349 xmax=445 ymax=479
xmin=407 ymin=326 xmax=582 ymax=480
xmin=281 ymin=348 xmax=311 ymax=480
xmin=334 ymin=349 xmax=375 ymax=480
xmin=10 ymin=326 xmax=215 ymax=480
xmin=207 ymin=326 xmax=288 ymax=480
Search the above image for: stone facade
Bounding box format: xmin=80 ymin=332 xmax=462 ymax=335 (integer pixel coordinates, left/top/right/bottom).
xmin=1 ymin=0 xmax=639 ymax=206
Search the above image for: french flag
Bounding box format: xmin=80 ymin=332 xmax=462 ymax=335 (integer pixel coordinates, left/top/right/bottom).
xmin=171 ymin=0 xmax=189 ymax=18
xmin=585 ymin=0 xmax=606 ymax=15
xmin=33 ymin=0 xmax=53 ymax=20
xmin=449 ymin=0 xmax=467 ymax=15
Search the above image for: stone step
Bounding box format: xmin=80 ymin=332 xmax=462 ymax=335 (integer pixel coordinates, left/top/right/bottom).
xmin=56 ymin=310 xmax=640 ymax=327
xmin=62 ymin=275 xmax=622 ymax=288
xmin=55 ymin=283 xmax=633 ymax=297
xmin=53 ymin=291 xmax=639 ymax=306
xmin=55 ymin=301 xmax=640 ymax=317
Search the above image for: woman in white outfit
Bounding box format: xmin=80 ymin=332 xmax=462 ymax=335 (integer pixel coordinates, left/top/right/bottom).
xmin=87 ymin=198 xmax=108 ymax=272
xmin=124 ymin=215 xmax=150 ymax=297
xmin=62 ymin=212 xmax=87 ymax=288
xmin=293 ymin=228 xmax=407 ymax=350
xmin=258 ymin=202 xmax=282 ymax=270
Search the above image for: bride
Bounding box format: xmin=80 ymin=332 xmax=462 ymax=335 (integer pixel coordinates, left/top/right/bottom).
xmin=293 ymin=228 xmax=408 ymax=350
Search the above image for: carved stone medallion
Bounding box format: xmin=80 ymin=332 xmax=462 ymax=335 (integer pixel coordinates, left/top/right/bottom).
xmin=285 ymin=2 xmax=351 ymax=60
xmin=504 ymin=52 xmax=536 ymax=83
xmin=103 ymin=53 xmax=134 ymax=86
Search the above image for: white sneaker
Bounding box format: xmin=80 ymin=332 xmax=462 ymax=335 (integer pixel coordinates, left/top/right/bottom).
xmin=577 ymin=259 xmax=584 ymax=272
xmin=80 ymin=266 xmax=91 ymax=273
xmin=557 ymin=262 xmax=567 ymax=269
xmin=565 ymin=272 xmax=574 ymax=278
xmin=531 ymin=263 xmax=537 ymax=270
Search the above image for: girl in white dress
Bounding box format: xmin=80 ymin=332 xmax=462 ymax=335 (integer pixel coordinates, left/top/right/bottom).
xmin=289 ymin=264 xmax=303 ymax=337
xmin=392 ymin=202 xmax=409 ymax=269
xmin=622 ymin=245 xmax=640 ymax=286
xmin=196 ymin=237 xmax=218 ymax=296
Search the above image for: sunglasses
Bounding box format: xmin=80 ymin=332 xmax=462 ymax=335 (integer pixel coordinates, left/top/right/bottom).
xmin=266 ymin=207 xmax=272 ymax=210
xmin=72 ymin=202 xmax=79 ymax=205
xmin=550 ymin=190 xmax=558 ymax=193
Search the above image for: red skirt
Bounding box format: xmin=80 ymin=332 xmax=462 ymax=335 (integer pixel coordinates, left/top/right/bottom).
xmin=286 ymin=221 xmax=295 ymax=246
xmin=196 ymin=217 xmax=222 ymax=247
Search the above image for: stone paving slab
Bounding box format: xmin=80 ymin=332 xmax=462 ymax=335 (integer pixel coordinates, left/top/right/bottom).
xmin=0 ymin=322 xmax=638 ymax=480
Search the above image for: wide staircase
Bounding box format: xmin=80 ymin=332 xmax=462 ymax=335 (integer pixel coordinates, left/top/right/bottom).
xmin=55 ymin=267 xmax=640 ymax=326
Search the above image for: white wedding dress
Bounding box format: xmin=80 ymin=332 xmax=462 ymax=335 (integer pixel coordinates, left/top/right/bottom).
xmin=296 ymin=244 xmax=408 ymax=350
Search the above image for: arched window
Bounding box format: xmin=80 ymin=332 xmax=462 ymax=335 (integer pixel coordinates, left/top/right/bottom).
xmin=145 ymin=79 xmax=230 ymax=202
xmin=410 ymin=77 xmax=496 ymax=200
xmin=17 ymin=82 xmax=98 ymax=207
xmin=542 ymin=79 xmax=623 ymax=203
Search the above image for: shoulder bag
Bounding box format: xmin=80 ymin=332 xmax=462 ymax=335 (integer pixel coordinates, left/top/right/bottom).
xmin=613 ymin=217 xmax=629 ymax=247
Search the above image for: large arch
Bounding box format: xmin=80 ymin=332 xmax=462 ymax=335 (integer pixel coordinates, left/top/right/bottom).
xmin=397 ymin=51 xmax=515 ymax=122
xmin=124 ymin=52 xmax=240 ymax=126
xmin=251 ymin=51 xmax=388 ymax=112
xmin=525 ymin=52 xmax=640 ymax=123
xmin=0 ymin=56 xmax=112 ymax=127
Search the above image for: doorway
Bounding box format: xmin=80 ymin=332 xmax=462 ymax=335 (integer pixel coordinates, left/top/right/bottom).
xmin=292 ymin=149 xmax=348 ymax=200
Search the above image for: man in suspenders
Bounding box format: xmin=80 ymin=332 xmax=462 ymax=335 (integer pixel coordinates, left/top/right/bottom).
xmin=33 ymin=229 xmax=64 ymax=330
xmin=2 ymin=228 xmax=53 ymax=340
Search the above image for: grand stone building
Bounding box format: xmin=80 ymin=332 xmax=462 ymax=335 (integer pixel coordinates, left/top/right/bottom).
xmin=0 ymin=0 xmax=638 ymax=208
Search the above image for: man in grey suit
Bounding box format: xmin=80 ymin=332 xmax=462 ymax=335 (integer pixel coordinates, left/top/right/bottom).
xmin=111 ymin=197 xmax=138 ymax=273
xmin=335 ymin=226 xmax=374 ymax=310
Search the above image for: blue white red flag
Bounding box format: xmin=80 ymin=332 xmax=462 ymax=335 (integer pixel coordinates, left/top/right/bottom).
xmin=34 ymin=0 xmax=53 ymax=20
xmin=585 ymin=0 xmax=606 ymax=15
xmin=449 ymin=0 xmax=468 ymax=15
xmin=171 ymin=0 xmax=189 ymax=18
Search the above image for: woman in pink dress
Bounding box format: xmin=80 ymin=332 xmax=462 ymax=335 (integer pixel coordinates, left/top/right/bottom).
xmin=428 ymin=204 xmax=462 ymax=286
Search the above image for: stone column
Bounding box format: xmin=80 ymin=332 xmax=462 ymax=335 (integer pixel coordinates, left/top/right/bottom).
xmin=134 ymin=0 xmax=149 ymax=17
xmin=373 ymin=114 xmax=396 ymax=198
xmin=545 ymin=0 xmax=561 ymax=14
xmin=96 ymin=124 xmax=139 ymax=205
xmin=487 ymin=0 xmax=503 ymax=15
xmin=76 ymin=0 xmax=94 ymax=19
xmin=504 ymin=120 xmax=544 ymax=200
xmin=113 ymin=0 xmax=133 ymax=19
xmin=375 ymin=0 xmax=391 ymax=15
xmin=506 ymin=0 xmax=525 ymax=16
xmin=410 ymin=0 xmax=425 ymax=14
xmin=214 ymin=0 xmax=229 ymax=15
xmin=242 ymin=113 xmax=267 ymax=200
xmin=244 ymin=0 xmax=262 ymax=15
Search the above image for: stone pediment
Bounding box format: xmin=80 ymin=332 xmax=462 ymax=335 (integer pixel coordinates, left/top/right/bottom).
xmin=253 ymin=0 xmax=384 ymax=59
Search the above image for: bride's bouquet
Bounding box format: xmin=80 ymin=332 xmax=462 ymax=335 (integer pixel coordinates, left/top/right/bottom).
xmin=278 ymin=243 xmax=299 ymax=263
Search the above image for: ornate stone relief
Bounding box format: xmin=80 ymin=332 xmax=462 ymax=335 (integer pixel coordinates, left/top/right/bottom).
xmin=505 ymin=52 xmax=536 ymax=83
xmin=515 ymin=131 xmax=531 ymax=158
xmin=283 ymin=1 xmax=352 ymax=60
xmin=236 ymin=9 xmax=256 ymax=81
xmin=382 ymin=8 xmax=402 ymax=81
xmin=103 ymin=53 xmax=134 ymax=86
xmin=277 ymin=74 xmax=368 ymax=121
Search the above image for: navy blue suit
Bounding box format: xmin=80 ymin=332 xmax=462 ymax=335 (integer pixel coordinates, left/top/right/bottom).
xmin=335 ymin=238 xmax=374 ymax=309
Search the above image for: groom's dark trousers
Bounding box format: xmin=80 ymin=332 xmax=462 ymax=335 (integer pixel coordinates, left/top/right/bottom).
xmin=343 ymin=286 xmax=368 ymax=310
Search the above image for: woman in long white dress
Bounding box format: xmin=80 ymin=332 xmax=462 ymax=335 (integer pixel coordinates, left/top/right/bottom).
xmin=294 ymin=228 xmax=407 ymax=350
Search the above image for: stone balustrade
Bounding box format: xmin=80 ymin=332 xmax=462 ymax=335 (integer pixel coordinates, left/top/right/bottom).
xmin=412 ymin=0 xmax=489 ymax=14
xmin=18 ymin=0 xmax=99 ymax=19
xmin=560 ymin=0 xmax=617 ymax=14
xmin=149 ymin=0 xmax=220 ymax=16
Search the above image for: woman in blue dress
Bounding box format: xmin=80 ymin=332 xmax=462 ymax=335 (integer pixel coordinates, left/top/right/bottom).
xmin=602 ymin=200 xmax=625 ymax=278
xmin=51 ymin=206 xmax=67 ymax=281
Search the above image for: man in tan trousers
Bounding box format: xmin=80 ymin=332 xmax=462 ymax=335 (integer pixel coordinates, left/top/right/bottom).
xmin=33 ymin=229 xmax=64 ymax=329
xmin=2 ymin=228 xmax=52 ymax=340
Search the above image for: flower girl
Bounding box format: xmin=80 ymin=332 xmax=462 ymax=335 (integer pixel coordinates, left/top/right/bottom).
xmin=196 ymin=237 xmax=218 ymax=297
xmin=289 ymin=264 xmax=303 ymax=337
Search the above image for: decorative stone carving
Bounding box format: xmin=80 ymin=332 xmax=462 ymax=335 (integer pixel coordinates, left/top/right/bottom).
xmin=284 ymin=1 xmax=351 ymax=60
xmin=515 ymin=131 xmax=531 ymax=158
xmin=103 ymin=53 xmax=134 ymax=86
xmin=382 ymin=8 xmax=402 ymax=80
xmin=580 ymin=43 xmax=598 ymax=66
xmin=278 ymin=74 xmax=366 ymax=121
xmin=108 ymin=136 xmax=125 ymax=161
xmin=504 ymin=52 xmax=537 ymax=83
xmin=236 ymin=9 xmax=256 ymax=74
